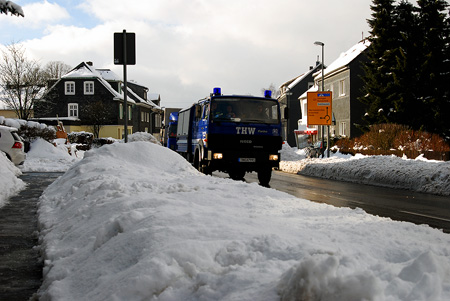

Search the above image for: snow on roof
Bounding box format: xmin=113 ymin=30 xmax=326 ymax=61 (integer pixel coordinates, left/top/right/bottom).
xmin=148 ymin=93 xmax=160 ymax=101
xmin=126 ymin=87 xmax=159 ymax=109
xmin=299 ymin=84 xmax=319 ymax=99
xmin=96 ymin=69 xmax=121 ymax=81
xmin=62 ymin=63 xmax=131 ymax=102
xmin=62 ymin=64 xmax=99 ymax=79
xmin=316 ymin=39 xmax=370 ymax=79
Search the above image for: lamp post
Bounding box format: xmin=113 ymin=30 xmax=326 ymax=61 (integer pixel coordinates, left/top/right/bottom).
xmin=314 ymin=41 xmax=330 ymax=157
xmin=285 ymin=87 xmax=293 ymax=145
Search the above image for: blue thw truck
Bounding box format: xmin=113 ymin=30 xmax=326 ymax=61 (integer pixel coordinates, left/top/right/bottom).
xmin=175 ymin=88 xmax=283 ymax=186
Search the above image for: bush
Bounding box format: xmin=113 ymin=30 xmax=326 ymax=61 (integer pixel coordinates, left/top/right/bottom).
xmin=68 ymin=132 xmax=94 ymax=145
xmin=18 ymin=123 xmax=56 ymax=143
xmin=336 ymin=123 xmax=450 ymax=153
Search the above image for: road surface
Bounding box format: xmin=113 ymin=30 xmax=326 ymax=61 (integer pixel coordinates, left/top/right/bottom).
xmin=214 ymin=170 xmax=450 ymax=233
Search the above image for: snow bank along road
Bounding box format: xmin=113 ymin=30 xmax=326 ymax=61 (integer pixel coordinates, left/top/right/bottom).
xmin=34 ymin=142 xmax=450 ymax=301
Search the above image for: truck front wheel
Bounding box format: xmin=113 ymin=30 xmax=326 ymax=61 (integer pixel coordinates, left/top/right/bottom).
xmin=258 ymin=168 xmax=272 ymax=187
xmin=196 ymin=149 xmax=211 ymax=175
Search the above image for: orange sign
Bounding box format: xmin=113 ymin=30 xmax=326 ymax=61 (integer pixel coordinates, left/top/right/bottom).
xmin=307 ymin=92 xmax=332 ymax=125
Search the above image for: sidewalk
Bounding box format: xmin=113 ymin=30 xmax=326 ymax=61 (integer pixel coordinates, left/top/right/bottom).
xmin=0 ymin=172 xmax=62 ymax=300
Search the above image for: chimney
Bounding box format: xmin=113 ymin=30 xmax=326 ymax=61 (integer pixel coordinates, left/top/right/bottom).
xmin=87 ymin=61 xmax=93 ymax=66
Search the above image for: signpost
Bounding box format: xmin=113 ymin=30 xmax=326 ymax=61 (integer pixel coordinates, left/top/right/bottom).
xmin=114 ymin=30 xmax=136 ymax=143
xmin=307 ymin=92 xmax=332 ymax=126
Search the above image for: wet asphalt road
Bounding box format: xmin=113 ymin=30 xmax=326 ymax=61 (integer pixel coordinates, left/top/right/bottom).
xmin=217 ymin=170 xmax=450 ymax=233
xmin=0 ymin=172 xmax=63 ymax=301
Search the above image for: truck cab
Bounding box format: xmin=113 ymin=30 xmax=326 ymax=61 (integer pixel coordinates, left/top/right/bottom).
xmin=176 ymin=88 xmax=283 ymax=186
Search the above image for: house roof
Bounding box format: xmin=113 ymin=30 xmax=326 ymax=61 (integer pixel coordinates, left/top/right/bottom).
xmin=96 ymin=69 xmax=121 ymax=81
xmin=279 ymin=62 xmax=323 ymax=93
xmin=299 ymin=84 xmax=319 ymax=100
xmin=41 ymin=61 xmax=161 ymax=108
xmin=126 ymin=87 xmax=160 ymax=109
xmin=314 ymin=39 xmax=370 ymax=80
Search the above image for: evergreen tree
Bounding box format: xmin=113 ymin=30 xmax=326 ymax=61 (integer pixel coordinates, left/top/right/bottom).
xmin=361 ymin=0 xmax=450 ymax=140
xmin=416 ymin=0 xmax=450 ymax=139
xmin=390 ymin=1 xmax=421 ymax=127
xmin=360 ymin=0 xmax=399 ymax=128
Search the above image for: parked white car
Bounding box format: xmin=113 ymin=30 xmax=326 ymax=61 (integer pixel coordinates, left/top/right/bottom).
xmin=0 ymin=125 xmax=26 ymax=165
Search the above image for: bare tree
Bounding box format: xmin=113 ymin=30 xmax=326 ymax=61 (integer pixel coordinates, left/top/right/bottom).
xmin=0 ymin=1 xmax=24 ymax=17
xmin=0 ymin=43 xmax=45 ymax=120
xmin=82 ymin=100 xmax=112 ymax=138
xmin=43 ymin=61 xmax=72 ymax=80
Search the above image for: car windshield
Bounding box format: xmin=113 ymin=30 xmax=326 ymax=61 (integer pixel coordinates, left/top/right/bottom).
xmin=210 ymin=97 xmax=279 ymax=124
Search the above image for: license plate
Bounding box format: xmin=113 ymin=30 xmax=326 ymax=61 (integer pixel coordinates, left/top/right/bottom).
xmin=238 ymin=158 xmax=256 ymax=163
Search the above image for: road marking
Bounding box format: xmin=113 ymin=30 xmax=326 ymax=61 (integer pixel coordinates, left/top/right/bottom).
xmin=399 ymin=211 xmax=450 ymax=222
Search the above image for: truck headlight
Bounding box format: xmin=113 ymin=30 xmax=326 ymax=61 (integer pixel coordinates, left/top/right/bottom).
xmin=213 ymin=153 xmax=223 ymax=159
xmin=269 ymin=154 xmax=279 ymax=161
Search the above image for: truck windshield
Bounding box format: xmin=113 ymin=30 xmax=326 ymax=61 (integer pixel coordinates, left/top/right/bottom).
xmin=210 ymin=98 xmax=279 ymax=124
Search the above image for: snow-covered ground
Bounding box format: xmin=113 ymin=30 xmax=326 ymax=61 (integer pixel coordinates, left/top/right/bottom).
xmin=1 ymin=136 xmax=450 ymax=300
xmin=280 ymin=144 xmax=450 ymax=196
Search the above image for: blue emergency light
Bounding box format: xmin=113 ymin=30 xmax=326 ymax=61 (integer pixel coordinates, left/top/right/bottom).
xmin=264 ymin=90 xmax=272 ymax=98
xmin=213 ymin=87 xmax=221 ymax=96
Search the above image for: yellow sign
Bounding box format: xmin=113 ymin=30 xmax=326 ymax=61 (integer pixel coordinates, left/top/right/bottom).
xmin=307 ymin=92 xmax=332 ymax=125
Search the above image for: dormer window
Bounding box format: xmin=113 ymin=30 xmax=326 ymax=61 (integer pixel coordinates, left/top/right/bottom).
xmin=65 ymin=81 xmax=75 ymax=95
xmin=84 ymin=81 xmax=94 ymax=95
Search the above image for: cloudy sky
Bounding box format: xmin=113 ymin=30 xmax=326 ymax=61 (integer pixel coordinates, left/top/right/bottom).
xmin=1 ymin=0 xmax=375 ymax=108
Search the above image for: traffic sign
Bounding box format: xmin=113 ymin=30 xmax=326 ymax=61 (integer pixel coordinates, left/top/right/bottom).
xmin=307 ymin=92 xmax=332 ymax=125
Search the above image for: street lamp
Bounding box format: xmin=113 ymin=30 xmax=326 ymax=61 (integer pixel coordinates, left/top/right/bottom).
xmin=314 ymin=41 xmax=330 ymax=157
xmin=314 ymin=41 xmax=324 ymax=92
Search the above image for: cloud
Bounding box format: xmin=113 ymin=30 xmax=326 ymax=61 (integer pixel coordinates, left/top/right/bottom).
xmin=19 ymin=0 xmax=372 ymax=107
xmin=0 ymin=0 xmax=70 ymax=29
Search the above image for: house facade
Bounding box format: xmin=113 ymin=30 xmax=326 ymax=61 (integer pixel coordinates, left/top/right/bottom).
xmin=34 ymin=62 xmax=163 ymax=140
xmin=277 ymin=61 xmax=323 ymax=146
xmin=298 ymin=39 xmax=370 ymax=142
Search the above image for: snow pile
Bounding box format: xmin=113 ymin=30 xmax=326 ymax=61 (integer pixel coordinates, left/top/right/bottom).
xmin=127 ymin=131 xmax=161 ymax=145
xmin=22 ymin=138 xmax=83 ymax=172
xmin=0 ymin=151 xmax=25 ymax=208
xmin=37 ymin=142 xmax=450 ymax=300
xmin=279 ymin=146 xmax=450 ymax=196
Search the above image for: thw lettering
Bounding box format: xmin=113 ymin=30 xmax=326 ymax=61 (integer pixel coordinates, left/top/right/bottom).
xmin=236 ymin=127 xmax=256 ymax=135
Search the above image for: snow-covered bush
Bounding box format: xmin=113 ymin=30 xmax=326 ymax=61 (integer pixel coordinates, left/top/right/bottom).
xmin=68 ymin=131 xmax=93 ymax=145
xmin=18 ymin=123 xmax=56 ymax=144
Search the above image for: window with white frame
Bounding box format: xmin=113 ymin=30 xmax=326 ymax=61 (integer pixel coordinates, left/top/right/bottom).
xmin=84 ymin=81 xmax=94 ymax=95
xmin=339 ymin=122 xmax=347 ymax=136
xmin=68 ymin=103 xmax=78 ymax=118
xmin=155 ymin=114 xmax=162 ymax=127
xmin=128 ymin=105 xmax=132 ymax=120
xmin=119 ymin=103 xmax=123 ymax=119
xmin=339 ymin=80 xmax=346 ymax=96
xmin=65 ymin=81 xmax=75 ymax=95
xmin=141 ymin=112 xmax=144 ymax=122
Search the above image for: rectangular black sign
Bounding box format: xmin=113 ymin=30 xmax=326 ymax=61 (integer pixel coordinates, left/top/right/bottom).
xmin=114 ymin=32 xmax=136 ymax=65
